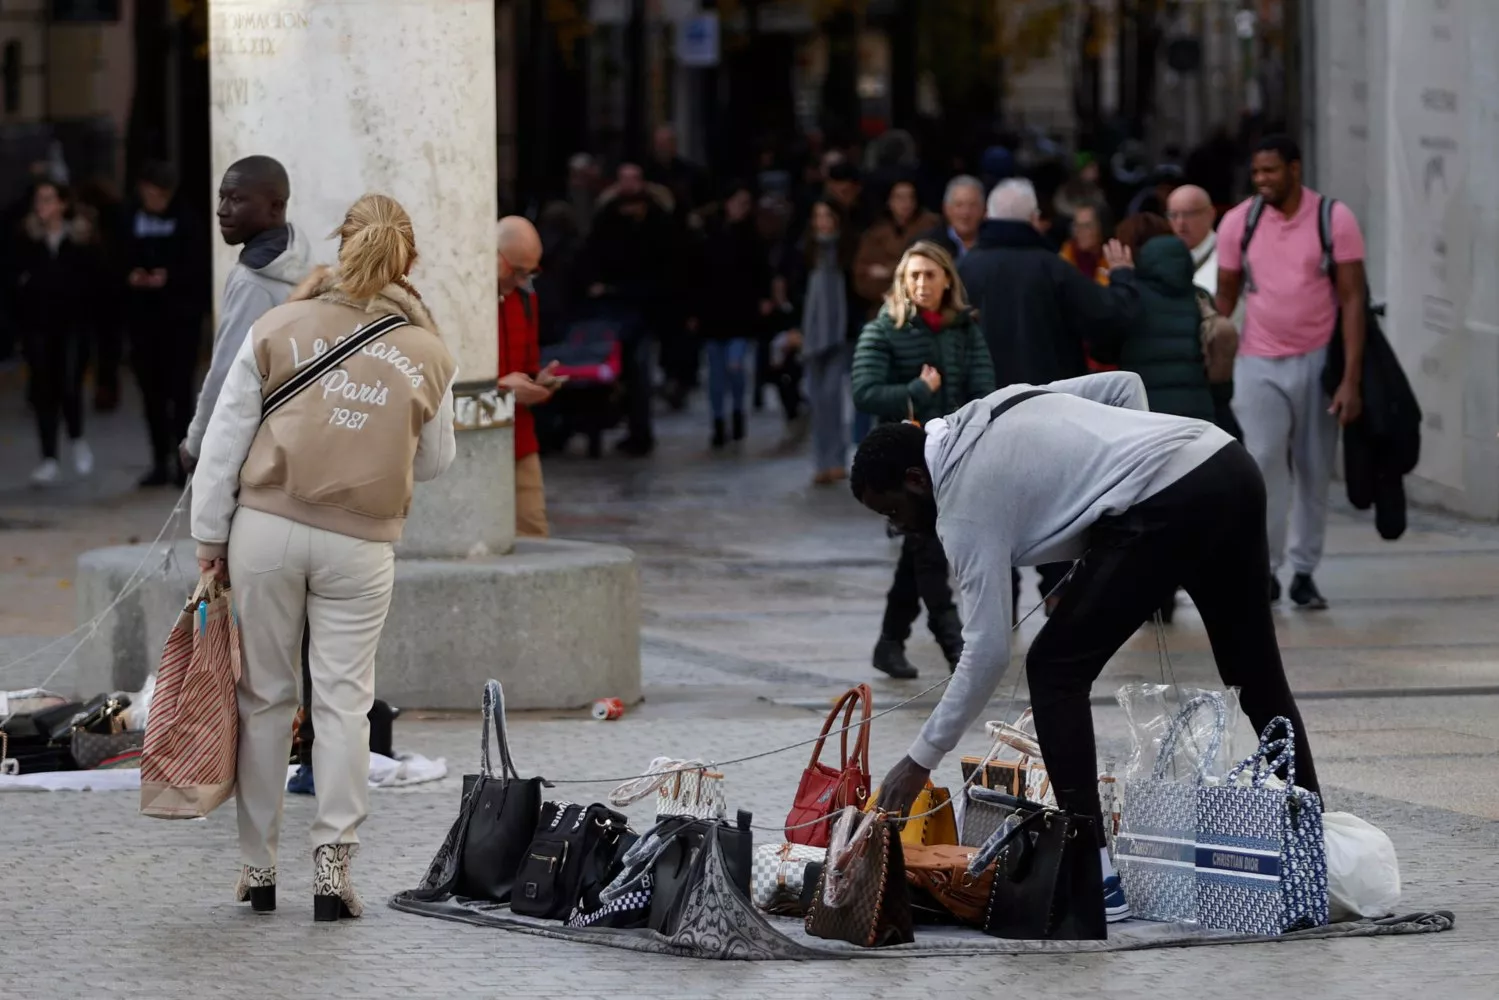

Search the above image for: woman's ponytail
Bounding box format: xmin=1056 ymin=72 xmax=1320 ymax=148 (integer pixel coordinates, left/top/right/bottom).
xmin=331 ymin=193 xmax=418 ymax=300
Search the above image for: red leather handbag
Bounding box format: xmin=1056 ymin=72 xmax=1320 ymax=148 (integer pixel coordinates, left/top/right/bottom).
xmin=784 ymin=684 xmax=873 ymax=848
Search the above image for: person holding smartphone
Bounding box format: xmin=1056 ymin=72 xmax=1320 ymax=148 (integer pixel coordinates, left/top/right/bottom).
xmin=497 ymin=216 xmax=564 ymax=537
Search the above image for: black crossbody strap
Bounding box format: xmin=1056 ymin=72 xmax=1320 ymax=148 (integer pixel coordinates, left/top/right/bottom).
xmin=987 ymin=388 xmax=1052 ymax=425
xmin=1240 ymin=195 xmax=1265 ymax=293
xmin=261 ymin=312 xmax=409 ymax=421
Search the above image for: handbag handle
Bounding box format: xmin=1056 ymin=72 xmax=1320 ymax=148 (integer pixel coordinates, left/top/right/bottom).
xmin=606 ymin=757 xmax=717 ymax=808
xmin=806 ymin=683 xmax=872 ymax=775
xmin=1226 ymin=716 xmax=1298 ymax=792
xmin=965 ymin=804 xmax=1051 ymax=876
xmin=478 ymin=679 xmax=521 ymax=781
xmin=1149 ymin=691 xmax=1227 ymax=783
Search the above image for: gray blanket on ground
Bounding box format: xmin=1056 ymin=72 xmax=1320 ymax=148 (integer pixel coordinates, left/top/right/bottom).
xmin=389 ymin=837 xmax=1453 ymax=961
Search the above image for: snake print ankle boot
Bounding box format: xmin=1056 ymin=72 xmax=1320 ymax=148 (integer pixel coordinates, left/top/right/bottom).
xmin=234 ymin=865 xmax=276 ymax=912
xmin=312 ymin=844 xmax=363 ymax=921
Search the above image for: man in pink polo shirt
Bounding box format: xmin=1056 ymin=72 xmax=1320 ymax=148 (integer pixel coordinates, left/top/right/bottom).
xmin=1216 ymin=135 xmax=1366 ymax=609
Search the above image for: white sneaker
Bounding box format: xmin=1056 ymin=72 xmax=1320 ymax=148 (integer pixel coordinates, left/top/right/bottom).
xmin=30 ymin=459 xmax=60 ymax=485
xmin=72 ymin=440 xmax=94 ymax=476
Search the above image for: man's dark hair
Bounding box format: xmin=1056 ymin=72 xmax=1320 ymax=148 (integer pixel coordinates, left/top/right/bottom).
xmin=849 ymin=421 xmax=928 ymax=501
xmin=226 ymin=155 xmax=290 ymax=201
xmin=139 ymin=160 xmax=178 ymax=192
xmin=1254 ymin=134 xmax=1302 ymax=166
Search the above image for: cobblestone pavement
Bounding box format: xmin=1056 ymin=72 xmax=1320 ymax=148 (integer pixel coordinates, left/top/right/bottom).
xmin=3 ymin=384 xmax=1498 ymax=997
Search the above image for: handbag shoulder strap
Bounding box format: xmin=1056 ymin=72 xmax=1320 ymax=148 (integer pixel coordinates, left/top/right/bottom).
xmin=479 ymin=679 xmax=521 ymax=781
xmin=261 ymin=312 xmax=409 ymax=422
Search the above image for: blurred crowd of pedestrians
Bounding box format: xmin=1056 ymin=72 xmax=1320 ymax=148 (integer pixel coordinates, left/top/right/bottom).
xmin=0 ymin=121 xmax=1387 ymax=684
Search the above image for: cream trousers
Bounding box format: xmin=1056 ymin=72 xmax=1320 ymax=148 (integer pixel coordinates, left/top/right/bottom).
xmin=228 ymin=507 xmax=394 ymax=869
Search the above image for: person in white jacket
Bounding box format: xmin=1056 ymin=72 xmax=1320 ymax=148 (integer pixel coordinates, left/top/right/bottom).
xmin=191 ymin=193 xmax=457 ymax=922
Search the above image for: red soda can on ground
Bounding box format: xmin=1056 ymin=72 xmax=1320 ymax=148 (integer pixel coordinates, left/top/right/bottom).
xmin=592 ymin=697 xmax=625 ymax=721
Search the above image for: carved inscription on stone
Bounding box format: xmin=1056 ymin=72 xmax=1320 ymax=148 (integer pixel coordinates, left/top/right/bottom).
xmin=211 ymin=7 xmax=309 ymax=63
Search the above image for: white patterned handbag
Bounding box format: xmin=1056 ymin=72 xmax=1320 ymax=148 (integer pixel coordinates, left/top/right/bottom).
xmin=1197 ymin=717 xmax=1329 ymax=935
xmin=750 ymin=842 xmax=825 ymax=914
xmin=1116 ymin=692 xmax=1226 ymax=923
xmin=608 ymin=757 xmax=727 ymax=821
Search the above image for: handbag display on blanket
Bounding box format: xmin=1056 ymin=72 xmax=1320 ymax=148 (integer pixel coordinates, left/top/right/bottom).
xmin=866 ymin=781 xmax=959 ymax=847
xmin=453 ymin=680 xmax=548 ymax=903
xmin=750 ymin=842 xmax=825 ymax=915
xmin=804 ymin=807 xmax=914 ymax=948
xmin=511 ymin=800 xmax=633 ymax=920
xmin=1197 ymin=717 xmax=1329 ymax=936
xmin=608 ymin=757 xmax=727 ymax=822
xmin=970 ymin=790 xmax=1107 ymax=941
xmin=1116 ymin=692 xmax=1226 ymax=923
xmin=139 ymin=576 xmax=241 ymax=819
xmin=902 ymin=842 xmax=995 ymax=926
xmin=785 ymin=684 xmax=872 ymax=848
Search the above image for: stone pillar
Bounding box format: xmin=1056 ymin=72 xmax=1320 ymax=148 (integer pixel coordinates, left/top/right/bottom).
xmin=75 ymin=0 xmax=641 ymax=709
xmin=208 ymin=0 xmax=515 ymax=556
xmin=1310 ymin=0 xmax=1499 ymax=521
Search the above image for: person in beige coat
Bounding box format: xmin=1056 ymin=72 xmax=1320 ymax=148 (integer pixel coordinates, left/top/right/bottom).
xmin=190 ymin=193 xmax=458 ymax=921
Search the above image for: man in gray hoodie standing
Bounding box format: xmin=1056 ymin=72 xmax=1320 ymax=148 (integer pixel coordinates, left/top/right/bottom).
xmin=180 ymin=155 xmax=310 ymax=472
xmin=849 ymin=371 xmax=1321 ymax=922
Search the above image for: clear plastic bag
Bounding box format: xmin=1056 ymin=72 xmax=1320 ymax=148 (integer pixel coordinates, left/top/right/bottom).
xmin=1116 ymin=683 xmax=1245 ymax=784
xmin=1113 ymin=685 xmax=1242 ymax=925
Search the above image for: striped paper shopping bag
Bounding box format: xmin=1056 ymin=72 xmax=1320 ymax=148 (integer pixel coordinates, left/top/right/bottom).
xmin=140 ymin=576 xmax=241 ymax=819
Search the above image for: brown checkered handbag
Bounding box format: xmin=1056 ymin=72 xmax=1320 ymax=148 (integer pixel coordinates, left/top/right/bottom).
xmin=804 ymin=807 xmax=914 ymax=948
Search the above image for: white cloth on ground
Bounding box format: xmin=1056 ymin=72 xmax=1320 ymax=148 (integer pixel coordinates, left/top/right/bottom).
xmin=0 ymin=752 xmax=446 ymax=792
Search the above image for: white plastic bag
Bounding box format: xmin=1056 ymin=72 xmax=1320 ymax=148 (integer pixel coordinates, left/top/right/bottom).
xmin=1323 ymin=811 xmax=1401 ymax=921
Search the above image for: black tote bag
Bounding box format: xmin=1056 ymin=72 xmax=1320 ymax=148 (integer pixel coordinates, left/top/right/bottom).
xmin=977 ymin=791 xmax=1106 ymax=941
xmin=453 ymin=680 xmax=547 ymax=903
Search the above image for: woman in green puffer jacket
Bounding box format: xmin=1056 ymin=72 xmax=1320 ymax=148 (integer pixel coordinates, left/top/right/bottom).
xmin=850 ymin=241 xmax=995 ymax=681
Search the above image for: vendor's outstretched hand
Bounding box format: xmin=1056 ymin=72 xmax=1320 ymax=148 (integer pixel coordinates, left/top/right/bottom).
xmin=876 ymin=755 xmax=930 ymax=817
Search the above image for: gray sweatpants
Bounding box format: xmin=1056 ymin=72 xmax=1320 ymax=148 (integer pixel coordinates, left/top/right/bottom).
xmin=806 ymin=347 xmax=847 ymax=473
xmin=1231 ymin=346 xmax=1338 ymax=576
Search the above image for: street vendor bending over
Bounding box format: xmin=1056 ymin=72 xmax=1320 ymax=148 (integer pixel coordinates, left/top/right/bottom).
xmin=849 ymin=369 xmax=1321 ymax=921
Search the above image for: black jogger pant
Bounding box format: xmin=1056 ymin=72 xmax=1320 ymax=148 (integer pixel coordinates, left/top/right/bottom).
xmin=881 ymin=533 xmax=957 ymax=641
xmin=131 ymin=318 xmax=200 ymax=470
xmin=1024 ymin=441 xmax=1321 ymax=843
xmin=24 ymin=328 xmax=87 ymax=459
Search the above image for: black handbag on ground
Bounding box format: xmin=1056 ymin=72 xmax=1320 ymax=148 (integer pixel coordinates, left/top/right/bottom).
xmin=973 ymin=790 xmax=1106 ymax=941
xmin=511 ymin=800 xmax=632 ymax=920
xmin=647 ymin=810 xmax=754 ymax=935
xmin=453 ymin=680 xmax=548 ymax=903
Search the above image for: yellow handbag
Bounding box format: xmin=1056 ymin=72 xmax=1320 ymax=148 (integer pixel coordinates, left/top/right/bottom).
xmin=866 ymin=781 xmax=959 ymax=847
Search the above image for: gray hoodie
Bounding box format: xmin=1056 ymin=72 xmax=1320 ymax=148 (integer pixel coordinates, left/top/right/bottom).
xmin=183 ymin=224 xmax=312 ymax=457
xmin=908 ymin=371 xmax=1233 ymax=770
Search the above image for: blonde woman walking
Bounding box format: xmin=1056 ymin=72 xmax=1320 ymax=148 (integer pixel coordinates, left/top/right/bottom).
xmin=190 ymin=194 xmax=458 ymax=921
xmin=851 ymin=241 xmax=994 ymax=679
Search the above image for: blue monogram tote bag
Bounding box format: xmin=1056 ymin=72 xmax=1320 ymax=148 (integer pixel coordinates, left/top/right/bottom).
xmin=1196 ymin=717 xmax=1329 ymax=935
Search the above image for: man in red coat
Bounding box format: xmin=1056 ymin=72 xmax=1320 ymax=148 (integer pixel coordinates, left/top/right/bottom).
xmin=497 ymin=217 xmax=559 ymax=537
